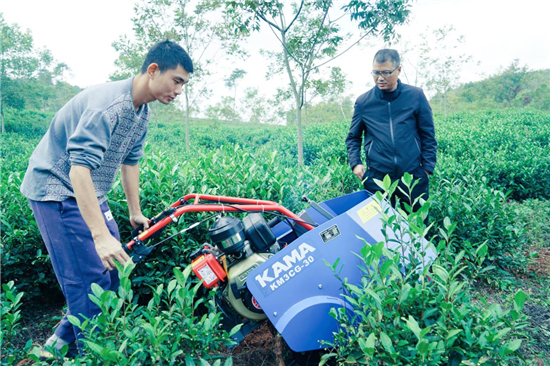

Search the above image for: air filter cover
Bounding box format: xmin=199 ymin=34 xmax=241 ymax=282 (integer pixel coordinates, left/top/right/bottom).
xmin=209 ymin=216 xmax=245 ymax=254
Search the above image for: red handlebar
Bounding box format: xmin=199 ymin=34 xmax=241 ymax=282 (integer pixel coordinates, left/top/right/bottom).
xmin=126 ymin=194 xmax=313 ymax=250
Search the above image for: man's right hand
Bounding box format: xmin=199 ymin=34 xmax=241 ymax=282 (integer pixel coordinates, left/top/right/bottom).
xmin=94 ymin=233 xmax=131 ymax=271
xmin=353 ymin=164 xmax=366 ymax=181
xmin=69 ymin=165 xmax=132 ymax=271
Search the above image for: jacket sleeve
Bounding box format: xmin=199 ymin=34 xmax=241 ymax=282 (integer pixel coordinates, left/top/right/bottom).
xmin=345 ymin=99 xmax=365 ymax=170
xmin=416 ymin=91 xmax=437 ymax=173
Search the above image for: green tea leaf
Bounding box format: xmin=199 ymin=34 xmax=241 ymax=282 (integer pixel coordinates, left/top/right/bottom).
xmin=404 ymin=315 xmax=421 ymax=340
xmin=503 ymin=339 xmax=522 ymax=356
xmin=446 ymin=329 xmax=462 ymax=340
xmin=514 ymin=290 xmax=527 ymax=311
xmin=379 ymin=332 xmax=394 ymax=354
xmin=432 ymin=265 xmax=449 ymax=282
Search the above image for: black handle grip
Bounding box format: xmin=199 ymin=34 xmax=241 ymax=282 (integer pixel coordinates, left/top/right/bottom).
xmin=131 ymin=224 xmax=146 ymax=238
xmin=131 ymin=207 xmax=178 ymax=238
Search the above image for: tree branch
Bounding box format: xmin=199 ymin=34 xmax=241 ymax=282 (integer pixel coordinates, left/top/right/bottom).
xmin=265 ymin=21 xmax=301 ymax=69
xmin=328 ymin=9 xmax=348 ymax=24
xmin=284 ymin=0 xmax=305 ymax=32
xmin=278 ymin=13 xmax=299 ymax=106
xmin=311 ymin=29 xmax=374 ymax=71
xmin=254 ymin=9 xmax=281 ymax=32
xmin=195 ymin=30 xmax=216 ymax=64
xmin=300 ymin=2 xmax=332 ymax=108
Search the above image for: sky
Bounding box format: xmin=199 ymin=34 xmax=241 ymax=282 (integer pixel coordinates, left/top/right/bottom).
xmin=2 ymin=0 xmax=549 ymax=105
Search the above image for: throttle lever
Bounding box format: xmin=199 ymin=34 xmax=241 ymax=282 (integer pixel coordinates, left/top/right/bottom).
xmin=301 ymin=195 xmax=335 ymax=220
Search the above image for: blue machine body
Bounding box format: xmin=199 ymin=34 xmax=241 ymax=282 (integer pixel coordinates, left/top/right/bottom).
xmin=246 ymin=191 xmax=436 ymax=352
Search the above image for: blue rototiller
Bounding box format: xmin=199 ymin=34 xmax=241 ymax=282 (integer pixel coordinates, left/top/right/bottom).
xmin=124 ymin=191 xmax=436 ymax=352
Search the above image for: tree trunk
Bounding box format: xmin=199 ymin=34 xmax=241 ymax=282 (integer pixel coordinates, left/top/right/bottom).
xmin=304 ymin=102 xmax=307 ymax=126
xmin=278 ymin=13 xmax=304 ymax=166
xmin=340 ymin=101 xmax=347 ymax=120
xmin=295 ymin=96 xmax=304 ymax=166
xmin=185 ymin=84 xmax=190 ymax=152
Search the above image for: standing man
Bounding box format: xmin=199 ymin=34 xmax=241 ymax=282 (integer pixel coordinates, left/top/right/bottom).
xmin=20 ymin=40 xmax=193 ymax=355
xmin=345 ymin=49 xmax=437 ymax=210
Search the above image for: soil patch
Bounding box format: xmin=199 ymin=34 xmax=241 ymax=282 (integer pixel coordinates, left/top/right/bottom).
xmin=231 ymin=322 xmax=280 ymax=365
xmin=529 ymin=247 xmax=550 ymax=277
xmin=12 ymin=298 xmax=66 ymax=350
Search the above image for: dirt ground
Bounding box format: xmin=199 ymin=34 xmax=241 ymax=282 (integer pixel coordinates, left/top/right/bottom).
xmin=229 ymin=322 xmax=334 ymax=366
xmin=12 ymin=298 xmax=66 ymax=351
xmin=474 ymin=246 xmax=550 ymax=366
xmin=517 ymin=247 xmax=550 ymax=364
xmin=529 ymin=247 xmax=550 ymax=277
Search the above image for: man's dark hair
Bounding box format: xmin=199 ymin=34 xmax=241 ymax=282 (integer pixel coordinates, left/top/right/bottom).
xmin=141 ymin=40 xmax=194 ymax=74
xmin=373 ymin=49 xmax=400 ymax=67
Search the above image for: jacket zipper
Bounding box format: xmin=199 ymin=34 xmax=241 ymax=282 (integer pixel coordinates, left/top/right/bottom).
xmin=367 ymin=141 xmax=374 ymax=157
xmin=388 ymin=102 xmax=397 ymax=165
xmin=414 ymin=138 xmax=421 ymax=152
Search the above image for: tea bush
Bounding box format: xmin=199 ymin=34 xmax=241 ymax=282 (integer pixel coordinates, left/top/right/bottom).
xmin=1 ymin=108 xmax=548 ymax=301
xmin=429 ymin=174 xmax=530 ymax=274
xmin=435 ymin=109 xmax=550 ymax=200
xmin=9 ymin=264 xmax=236 ymax=365
xmin=323 ymin=177 xmax=529 ymax=365
xmin=1 ymin=135 xmax=57 ymax=299
xmin=1 ymin=281 xmax=32 ymax=366
xmin=3 ymin=108 xmax=54 ymax=138
xmin=58 ymin=263 xmax=237 ymax=365
xmin=511 ymin=199 xmax=550 ymax=248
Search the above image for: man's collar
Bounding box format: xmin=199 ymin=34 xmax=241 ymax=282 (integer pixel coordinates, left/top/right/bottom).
xmin=374 ymin=79 xmax=402 ymax=100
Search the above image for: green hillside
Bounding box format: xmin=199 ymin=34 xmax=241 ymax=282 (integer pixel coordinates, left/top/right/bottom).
xmin=431 ymin=62 xmax=550 ymax=113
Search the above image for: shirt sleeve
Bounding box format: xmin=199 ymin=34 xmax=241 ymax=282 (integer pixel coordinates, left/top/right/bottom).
xmin=417 ymin=90 xmax=437 ymax=173
xmin=122 ymin=127 xmax=148 ymax=165
xmin=345 ymin=99 xmax=365 ymax=170
xmin=67 ymin=109 xmax=111 ymax=170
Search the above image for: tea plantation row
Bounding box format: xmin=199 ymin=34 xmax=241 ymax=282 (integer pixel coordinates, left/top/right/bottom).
xmin=1 ymin=108 xmax=549 ymax=300
xmin=1 ymin=107 xmax=549 ymax=364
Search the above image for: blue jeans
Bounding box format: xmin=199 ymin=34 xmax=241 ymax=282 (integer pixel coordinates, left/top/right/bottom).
xmin=29 ymin=198 xmax=120 ymax=343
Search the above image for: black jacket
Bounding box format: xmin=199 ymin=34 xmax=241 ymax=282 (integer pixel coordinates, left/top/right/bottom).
xmin=345 ymin=80 xmax=437 ymax=178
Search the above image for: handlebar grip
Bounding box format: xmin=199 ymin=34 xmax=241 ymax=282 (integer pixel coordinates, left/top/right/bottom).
xmin=131 ymin=225 xmax=145 ymax=238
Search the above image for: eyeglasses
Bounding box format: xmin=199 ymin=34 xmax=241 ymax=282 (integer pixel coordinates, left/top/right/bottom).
xmin=371 ymin=66 xmax=399 ymax=78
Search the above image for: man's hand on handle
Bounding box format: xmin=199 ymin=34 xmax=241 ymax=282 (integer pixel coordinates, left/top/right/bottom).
xmin=130 ymin=213 xmax=150 ymax=233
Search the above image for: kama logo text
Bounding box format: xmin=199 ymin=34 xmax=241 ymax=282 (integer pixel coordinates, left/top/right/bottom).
xmin=255 ymin=243 xmax=316 ymax=290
